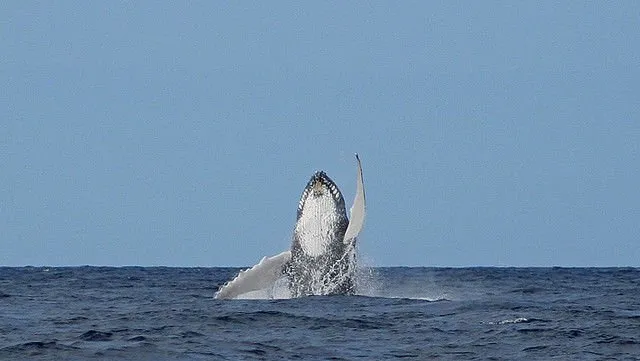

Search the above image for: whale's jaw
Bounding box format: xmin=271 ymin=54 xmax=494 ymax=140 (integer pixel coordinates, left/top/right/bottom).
xmin=287 ymin=171 xmax=355 ymax=297
xmin=296 ymin=171 xmax=345 ymax=218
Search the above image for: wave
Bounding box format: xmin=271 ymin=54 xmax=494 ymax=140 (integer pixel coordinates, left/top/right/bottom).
xmin=0 ymin=341 xmax=78 ymax=357
xmin=78 ymin=330 xmax=113 ymax=342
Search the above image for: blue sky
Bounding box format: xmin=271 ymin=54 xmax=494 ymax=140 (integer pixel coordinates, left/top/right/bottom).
xmin=2 ymin=2 xmax=639 ymax=267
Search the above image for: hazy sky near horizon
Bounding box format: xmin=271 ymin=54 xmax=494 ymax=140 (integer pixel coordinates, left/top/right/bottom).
xmin=2 ymin=2 xmax=639 ymax=267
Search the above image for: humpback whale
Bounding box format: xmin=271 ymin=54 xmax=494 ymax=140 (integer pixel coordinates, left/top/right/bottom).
xmin=215 ymin=154 xmax=366 ymax=299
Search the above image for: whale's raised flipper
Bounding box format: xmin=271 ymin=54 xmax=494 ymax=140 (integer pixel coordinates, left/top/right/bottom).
xmin=214 ymin=250 xmax=291 ymax=299
xmin=343 ymin=154 xmax=366 ymax=245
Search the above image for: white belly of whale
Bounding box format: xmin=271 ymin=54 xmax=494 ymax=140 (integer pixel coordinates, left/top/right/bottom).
xmin=294 ymin=195 xmax=342 ymax=257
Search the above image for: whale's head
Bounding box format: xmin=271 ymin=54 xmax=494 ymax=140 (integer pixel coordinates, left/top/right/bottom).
xmin=293 ymin=171 xmax=349 ymax=257
xmin=297 ymin=171 xmax=346 ymax=218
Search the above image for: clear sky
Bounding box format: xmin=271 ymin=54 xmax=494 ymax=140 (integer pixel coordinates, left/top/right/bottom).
xmin=2 ymin=2 xmax=639 ymax=267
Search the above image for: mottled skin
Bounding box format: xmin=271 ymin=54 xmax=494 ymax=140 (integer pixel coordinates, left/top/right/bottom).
xmin=285 ymin=171 xmax=356 ymax=297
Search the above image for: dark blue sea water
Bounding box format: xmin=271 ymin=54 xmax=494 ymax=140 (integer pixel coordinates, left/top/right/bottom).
xmin=0 ymin=267 xmax=638 ymax=360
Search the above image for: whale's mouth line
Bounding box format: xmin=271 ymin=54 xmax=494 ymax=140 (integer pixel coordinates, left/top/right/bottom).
xmin=297 ymin=171 xmax=345 ymax=218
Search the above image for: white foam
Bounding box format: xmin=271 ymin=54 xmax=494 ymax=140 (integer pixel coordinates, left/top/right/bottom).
xmin=489 ymin=317 xmax=529 ymax=325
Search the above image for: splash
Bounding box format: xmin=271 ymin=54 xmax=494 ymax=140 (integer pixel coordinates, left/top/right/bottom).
xmin=229 ymin=254 xmax=451 ymax=301
xmin=354 ymin=260 xmax=453 ymax=301
xmin=233 ymin=245 xmax=363 ymax=300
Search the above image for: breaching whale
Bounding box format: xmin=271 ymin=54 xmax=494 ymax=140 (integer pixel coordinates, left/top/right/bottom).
xmin=215 ymin=154 xmax=366 ymax=299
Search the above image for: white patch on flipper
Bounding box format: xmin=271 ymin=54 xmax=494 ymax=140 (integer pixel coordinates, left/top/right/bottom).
xmin=295 ymin=192 xmax=341 ymax=257
xmin=343 ymin=154 xmax=365 ymax=244
xmin=214 ymin=251 xmax=291 ymax=299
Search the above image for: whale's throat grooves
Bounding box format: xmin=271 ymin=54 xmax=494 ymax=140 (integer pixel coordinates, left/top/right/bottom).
xmin=294 ymin=194 xmax=345 ymax=257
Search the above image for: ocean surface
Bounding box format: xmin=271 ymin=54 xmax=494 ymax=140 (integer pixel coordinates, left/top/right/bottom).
xmin=0 ymin=266 xmax=638 ymax=360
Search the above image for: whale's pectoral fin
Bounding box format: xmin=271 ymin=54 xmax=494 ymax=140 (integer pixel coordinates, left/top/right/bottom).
xmin=343 ymin=154 xmax=366 ymax=244
xmin=214 ymin=250 xmax=291 ymax=299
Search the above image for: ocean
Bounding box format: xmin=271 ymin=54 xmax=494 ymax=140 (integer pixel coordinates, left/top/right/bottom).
xmin=0 ymin=266 xmax=638 ymax=360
